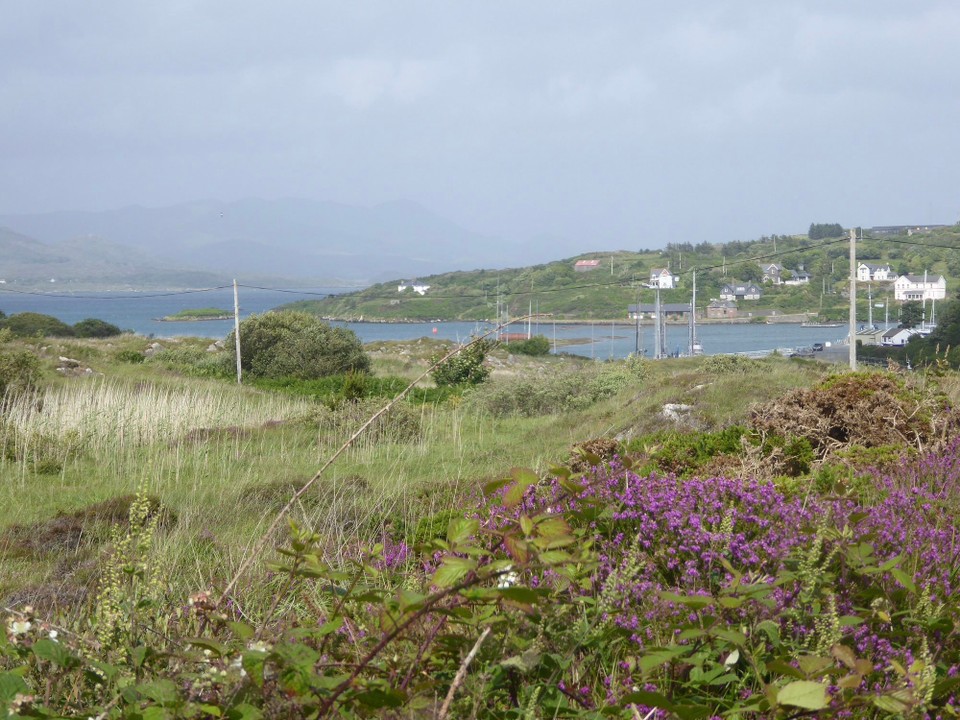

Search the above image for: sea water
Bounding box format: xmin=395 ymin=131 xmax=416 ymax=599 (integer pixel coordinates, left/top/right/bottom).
xmin=0 ymin=286 xmax=849 ymax=359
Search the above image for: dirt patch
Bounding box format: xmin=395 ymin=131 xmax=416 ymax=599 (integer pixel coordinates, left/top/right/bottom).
xmin=0 ymin=494 xmax=174 ymax=559
xmin=569 ymin=437 xmax=621 ymax=472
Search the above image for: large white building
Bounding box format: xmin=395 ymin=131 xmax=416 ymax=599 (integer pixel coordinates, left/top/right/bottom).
xmin=894 ymin=273 xmax=946 ymax=301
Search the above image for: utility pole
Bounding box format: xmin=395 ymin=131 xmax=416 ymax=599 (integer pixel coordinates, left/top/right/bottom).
xmin=233 ymin=279 xmax=242 ymax=384
xmin=848 ymin=229 xmax=857 ymax=371
xmin=654 ymin=286 xmax=662 ymax=360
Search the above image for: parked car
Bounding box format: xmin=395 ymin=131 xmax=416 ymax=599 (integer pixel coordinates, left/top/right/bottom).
xmin=812 ymin=343 xmax=824 ymax=352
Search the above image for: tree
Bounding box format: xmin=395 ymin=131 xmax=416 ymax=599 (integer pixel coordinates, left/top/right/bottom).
xmin=431 ymin=340 xmax=493 ymax=386
xmin=808 ymin=223 xmax=844 ymax=240
xmin=899 ymin=301 xmax=923 ymax=329
xmin=227 ymin=311 xmax=369 ymax=380
xmin=73 ymin=318 xmax=123 ymax=338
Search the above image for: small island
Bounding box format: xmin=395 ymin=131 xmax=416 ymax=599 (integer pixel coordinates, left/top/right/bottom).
xmin=158 ymin=307 xmax=232 ymax=322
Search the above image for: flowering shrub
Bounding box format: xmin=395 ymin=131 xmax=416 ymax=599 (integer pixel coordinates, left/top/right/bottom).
xmin=6 ymin=432 xmax=960 ymax=717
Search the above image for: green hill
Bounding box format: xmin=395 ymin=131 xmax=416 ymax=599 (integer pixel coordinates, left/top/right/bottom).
xmin=282 ymin=225 xmax=960 ymax=322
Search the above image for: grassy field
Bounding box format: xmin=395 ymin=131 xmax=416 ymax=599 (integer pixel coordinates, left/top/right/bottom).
xmin=10 ymin=332 xmax=960 ymax=717
xmin=0 ymin=335 xmax=826 ymax=608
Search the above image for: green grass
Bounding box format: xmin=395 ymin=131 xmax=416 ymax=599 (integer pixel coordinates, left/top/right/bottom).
xmin=0 ymin=335 xmax=827 ymax=611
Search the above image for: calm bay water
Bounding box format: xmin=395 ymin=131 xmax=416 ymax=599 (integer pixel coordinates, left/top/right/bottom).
xmin=0 ymin=286 xmax=852 ymax=359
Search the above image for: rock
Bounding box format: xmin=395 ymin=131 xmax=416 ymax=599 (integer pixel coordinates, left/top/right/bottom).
xmin=58 ymin=356 xmax=81 ymax=368
xmin=206 ymin=343 xmax=219 ymax=353
xmin=661 ymin=403 xmax=694 ymax=425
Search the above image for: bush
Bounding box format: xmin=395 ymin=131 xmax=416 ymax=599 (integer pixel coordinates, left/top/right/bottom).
xmin=430 ymin=339 xmax=493 ymax=386
xmin=466 ymin=365 xmax=630 ymax=417
xmin=145 ymin=346 xmax=233 ymax=378
xmin=0 ymin=312 xmax=74 ymax=337
xmin=73 ymin=318 xmax=123 ymax=338
xmin=0 ymin=347 xmax=41 ymax=397
xmin=227 ymin=311 xmax=370 ymax=380
xmin=505 ymin=334 xmax=551 ymax=356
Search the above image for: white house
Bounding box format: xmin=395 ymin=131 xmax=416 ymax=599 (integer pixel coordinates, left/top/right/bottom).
xmin=857 ymin=263 xmax=895 ymax=282
xmin=881 ymin=327 xmax=918 ymax=346
xmin=894 ymin=273 xmax=946 ymax=301
xmin=649 ymin=268 xmax=677 ymax=289
xmin=784 ymin=269 xmax=812 ymax=286
xmin=397 ymin=281 xmax=431 ymax=296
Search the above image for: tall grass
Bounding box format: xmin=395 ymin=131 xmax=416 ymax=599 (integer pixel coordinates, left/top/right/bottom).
xmin=1 ymin=378 xmax=311 ymax=454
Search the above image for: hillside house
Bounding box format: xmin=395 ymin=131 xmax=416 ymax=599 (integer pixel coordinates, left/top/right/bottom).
xmin=894 ymin=274 xmax=946 ymax=301
xmin=628 ymin=303 xmax=690 ymax=321
xmin=649 ymin=268 xmax=678 ymax=289
xmin=706 ymin=300 xmax=738 ymax=319
xmin=857 ymin=263 xmax=895 ymax=282
xmin=881 ymin=327 xmax=918 ymax=346
xmin=574 ymin=259 xmax=601 ymax=272
xmin=759 ymin=263 xmax=783 ymax=284
xmin=397 ymin=281 xmax=431 ymax=295
xmin=720 ymin=282 xmax=762 ymax=301
xmin=784 ymin=268 xmax=812 ymax=285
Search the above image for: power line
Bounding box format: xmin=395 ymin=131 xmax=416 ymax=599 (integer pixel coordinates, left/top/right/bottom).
xmin=0 ymin=285 xmax=233 ymax=300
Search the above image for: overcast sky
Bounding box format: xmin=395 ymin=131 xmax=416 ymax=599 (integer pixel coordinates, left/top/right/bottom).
xmin=2 ymin=1 xmax=958 ymax=254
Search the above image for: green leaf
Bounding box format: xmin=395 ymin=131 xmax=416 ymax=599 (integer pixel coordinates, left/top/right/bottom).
xmin=185 ymin=637 xmax=228 ymax=657
xmin=0 ymin=672 xmax=29 ymax=703
xmin=619 ymin=690 xmax=675 ymax=712
xmin=797 ymin=655 xmax=832 ymax=676
xmin=537 ymin=516 xmax=571 ymax=539
xmin=871 ymin=694 xmax=912 ymax=713
xmin=878 ymin=554 xmax=903 ymax=572
xmin=504 ymin=535 xmax=530 ymax=563
xmin=519 ymin=514 xmax=534 ymax=536
xmin=483 ymin=477 xmax=512 ymax=496
xmin=639 ymin=646 xmax=691 ymax=673
xmin=891 ymin=568 xmax=916 ymax=593
xmin=432 ymin=556 xmax=476 ymax=587
xmin=354 ymin=688 xmax=406 ymax=708
xmin=765 ymin=660 xmax=805 ymax=679
xmin=226 ymin=703 xmax=264 ymax=720
xmin=776 ymin=681 xmax=828 ymax=710
xmin=228 ymin=621 xmax=255 ymax=641
xmin=496 ymin=587 xmax=543 ymax=604
xmin=141 ymin=707 xmax=173 ymax=720
xmin=660 ymin=591 xmax=713 ymax=609
xmin=447 ymin=517 xmax=479 ymax=547
xmin=136 ymin=679 xmax=179 ymax=706
xmin=31 ymin=637 xmax=77 ymax=668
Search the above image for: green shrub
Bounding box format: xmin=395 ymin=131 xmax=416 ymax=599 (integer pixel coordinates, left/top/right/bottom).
xmin=314 ymin=397 xmax=423 ymax=444
xmin=466 ymin=365 xmax=630 ymax=417
xmin=227 ymin=311 xmax=370 ymax=380
xmin=701 ymin=354 xmax=763 ymax=373
xmin=144 ymin=346 xmax=233 ymax=378
xmin=431 ymin=340 xmax=493 ymax=386
xmin=72 ymin=318 xmax=123 ymax=338
xmin=113 ymin=349 xmax=145 ymax=364
xmin=505 ymin=334 xmax=551 ymax=356
xmin=0 ymin=347 xmax=42 ymax=398
xmin=0 ymin=311 xmax=74 ymax=337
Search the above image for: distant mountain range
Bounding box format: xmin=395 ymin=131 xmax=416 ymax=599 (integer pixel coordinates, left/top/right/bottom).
xmin=0 ymin=198 xmax=503 ymax=289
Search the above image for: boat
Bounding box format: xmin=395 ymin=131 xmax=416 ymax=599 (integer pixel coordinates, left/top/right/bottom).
xmin=800 ymin=322 xmax=843 ymax=328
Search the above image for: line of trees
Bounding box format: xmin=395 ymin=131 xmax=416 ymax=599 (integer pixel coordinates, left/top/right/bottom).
xmin=808 ymin=223 xmax=845 ymax=239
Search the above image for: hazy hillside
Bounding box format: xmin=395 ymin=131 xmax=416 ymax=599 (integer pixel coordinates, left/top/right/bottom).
xmin=0 ymin=198 xmax=501 ymax=283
